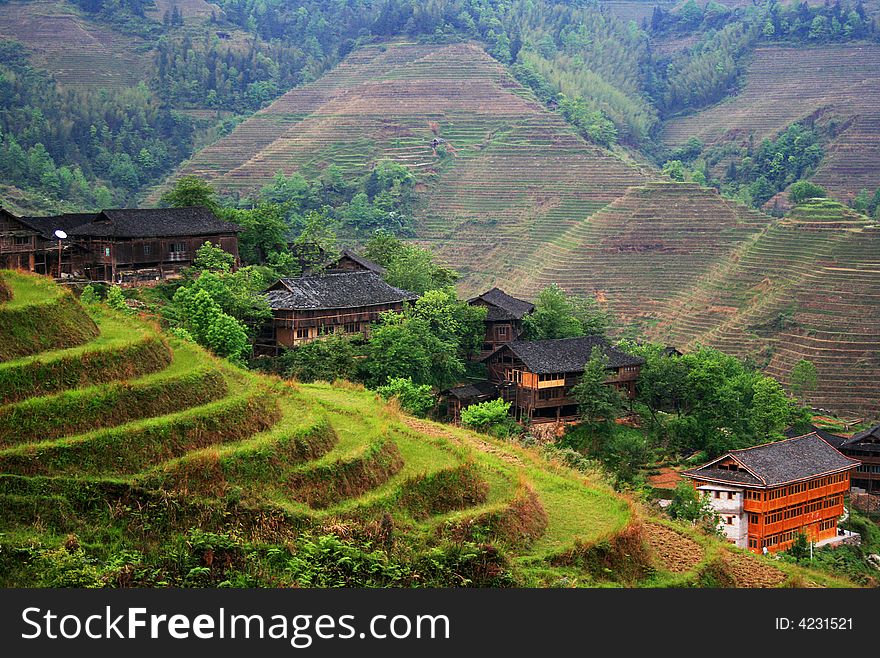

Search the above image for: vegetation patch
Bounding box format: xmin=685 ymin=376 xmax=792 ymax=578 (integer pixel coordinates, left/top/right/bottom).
xmin=400 ymin=462 xmax=489 ymax=520
xmin=284 ymin=437 xmax=404 ymax=509
xmin=0 ymin=388 xmax=280 ymax=477
xmin=0 ymin=273 xmax=99 ymax=361
xmin=0 ymin=274 xmax=10 ymax=303
xmin=549 ymin=521 xmax=653 ymax=586
xmin=443 ymin=482 xmax=549 ymax=550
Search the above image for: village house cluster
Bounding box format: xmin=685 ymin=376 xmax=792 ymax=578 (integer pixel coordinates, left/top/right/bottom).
xmin=4 ymin=203 xmax=877 ymax=557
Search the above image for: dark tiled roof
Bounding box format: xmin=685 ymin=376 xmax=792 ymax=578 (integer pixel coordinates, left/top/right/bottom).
xmin=847 ymin=422 xmax=880 ymax=444
xmin=784 ymin=425 xmax=846 ymax=448
xmin=469 ymin=287 xmax=534 ymax=321
xmin=692 ymin=468 xmax=762 ymax=486
xmin=684 ymin=433 xmax=859 ymax=488
xmin=68 ymin=207 xmax=241 ymax=238
xmin=840 ymin=423 xmax=880 ymax=452
xmin=444 ymin=380 xmax=498 ymax=400
xmin=493 ymin=336 xmax=644 ymax=374
xmin=335 ymin=249 xmax=386 ymax=275
xmin=266 ymin=271 xmax=418 ymax=311
xmin=20 ymin=213 xmax=96 ymax=240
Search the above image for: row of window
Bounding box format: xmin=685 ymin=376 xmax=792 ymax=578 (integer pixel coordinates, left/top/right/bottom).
xmin=749 ymin=473 xmax=848 ymax=502
xmin=856 ymin=464 xmax=880 ymax=474
xmin=537 ymin=373 xmax=566 ymax=383
xmin=538 ymin=387 xmax=567 ymax=401
xmin=294 ymin=323 xmax=366 ymax=339
xmin=761 ymin=495 xmax=842 ymax=526
xmin=711 ymin=490 xmax=737 ymax=500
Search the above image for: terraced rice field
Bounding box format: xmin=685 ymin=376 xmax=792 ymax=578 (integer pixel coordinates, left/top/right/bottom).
xmin=0 ymin=0 xmax=149 ymax=90
xmin=663 ymin=45 xmax=880 ymax=200
xmin=0 ymin=270 xmax=638 ymax=583
xmin=176 ymin=41 xmax=653 ymax=290
xmin=511 ymin=181 xmax=771 ymax=329
xmin=647 ymin=200 xmax=880 ymax=418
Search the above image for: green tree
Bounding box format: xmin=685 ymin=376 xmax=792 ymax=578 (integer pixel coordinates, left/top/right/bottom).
xmin=523 ymin=284 xmax=608 ymax=340
xmin=749 ymin=377 xmax=792 ymax=441
xmin=279 ymin=334 xmax=359 ymax=383
xmin=192 ymin=241 xmax=235 ymax=273
xmin=667 ymin=481 xmax=717 ymax=531
xmin=363 ymin=233 xmax=458 ymax=295
xmin=569 ymin=347 xmax=626 ymax=447
xmin=790 ymin=359 xmax=818 ymax=405
xmin=789 ymin=180 xmax=826 ymax=204
xmin=362 ymin=312 xmax=463 ymax=390
xmin=105 ymin=286 xmax=128 ymax=312
xmin=410 ymin=287 xmax=487 ymax=359
xmin=171 ymin=286 xmax=250 ymax=363
xmin=160 ymin=175 xmax=217 ymax=210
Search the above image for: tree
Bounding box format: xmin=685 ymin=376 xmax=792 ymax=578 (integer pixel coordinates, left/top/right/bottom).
xmin=410 ymin=287 xmax=487 ymax=359
xmin=376 ymin=377 xmax=435 ymax=417
xmin=171 ymin=286 xmax=250 ymax=363
xmin=749 ymin=377 xmax=792 ymax=441
xmin=160 ymin=175 xmax=217 ymax=210
xmin=787 ymin=532 xmax=810 ymax=562
xmin=362 ymin=312 xmax=463 ymax=390
xmin=192 ymin=241 xmax=235 ymax=273
xmin=603 ymin=430 xmax=651 ymax=487
xmin=279 ymin=334 xmax=359 ymax=383
xmin=523 ymin=284 xmax=609 ymax=340
xmin=662 ymin=159 xmax=687 ymax=182
xmin=668 ymin=481 xmax=718 ymax=532
xmin=790 ymin=359 xmax=818 ymax=405
xmin=363 ymin=233 xmax=458 ymax=295
xmin=788 ymin=180 xmax=826 ymax=203
xmin=569 ymin=347 xmax=626 ymax=448
xmin=105 ymin=286 xmax=128 ymax=312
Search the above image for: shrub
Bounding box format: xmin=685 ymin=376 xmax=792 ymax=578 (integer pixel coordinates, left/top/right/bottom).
xmin=789 ymin=180 xmax=827 ymax=203
xmin=461 ymin=398 xmax=511 ymax=430
xmin=279 ymin=334 xmax=359 ymax=383
xmin=376 ymin=377 xmax=435 ymax=416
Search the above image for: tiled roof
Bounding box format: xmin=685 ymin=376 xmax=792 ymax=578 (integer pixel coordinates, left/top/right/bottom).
xmin=68 ymin=207 xmax=241 ymax=238
xmin=266 ymin=271 xmax=418 ymax=311
xmin=443 ymin=380 xmax=499 ymax=400
xmin=469 ymin=287 xmax=534 ymax=321
xmin=684 ymin=433 xmax=859 ymax=488
xmin=784 ymin=424 xmax=846 ymax=448
xmin=491 ymin=335 xmax=644 ymax=374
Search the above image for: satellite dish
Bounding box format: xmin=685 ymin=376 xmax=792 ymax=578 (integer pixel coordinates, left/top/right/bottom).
xmin=54 ymin=230 xmax=67 ymax=240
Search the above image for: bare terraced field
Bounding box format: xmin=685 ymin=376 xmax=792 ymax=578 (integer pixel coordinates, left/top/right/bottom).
xmin=0 ymin=0 xmax=148 ymax=90
xmin=648 ymin=200 xmax=880 ymax=418
xmin=663 ymin=45 xmax=880 ymax=200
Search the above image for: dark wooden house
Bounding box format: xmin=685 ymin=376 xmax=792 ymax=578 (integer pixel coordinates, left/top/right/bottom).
xmin=0 ymin=208 xmax=48 ymax=273
xmin=443 ymin=380 xmax=499 ymax=424
xmin=258 ymin=270 xmax=418 ymax=354
xmin=785 ymin=423 xmax=880 ymax=494
xmin=683 ymin=434 xmax=859 ymax=553
xmin=66 ymin=207 xmax=241 ymax=283
xmin=481 ymin=335 xmax=644 ymax=422
xmin=328 ymin=249 xmax=386 ymax=275
xmin=468 ymin=287 xmax=535 ymax=357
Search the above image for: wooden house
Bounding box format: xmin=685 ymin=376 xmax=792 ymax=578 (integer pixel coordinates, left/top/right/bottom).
xmin=258 ymin=270 xmax=418 ymax=354
xmin=683 ymin=433 xmax=859 ymax=553
xmin=468 ymin=287 xmax=535 ymax=357
xmin=0 ymin=209 xmax=48 ymax=273
xmin=481 ymin=335 xmax=644 ymax=422
xmin=65 ymin=207 xmax=241 ymax=283
xmin=785 ymin=423 xmax=880 ymax=494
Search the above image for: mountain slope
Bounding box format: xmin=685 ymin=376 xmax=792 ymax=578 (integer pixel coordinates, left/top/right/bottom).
xmin=647 ymin=199 xmax=880 ymax=417
xmin=663 ymin=45 xmax=880 ymax=201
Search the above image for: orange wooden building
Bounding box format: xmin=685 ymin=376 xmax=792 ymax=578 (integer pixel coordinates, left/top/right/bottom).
xmin=683 ymin=433 xmax=860 ymax=554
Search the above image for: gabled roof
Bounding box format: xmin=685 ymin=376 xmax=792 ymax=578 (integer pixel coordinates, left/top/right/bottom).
xmin=443 ymin=380 xmax=498 ymax=401
xmin=683 ymin=433 xmax=859 ymax=488
xmin=783 ymin=424 xmax=846 ymax=449
xmin=469 ymin=287 xmax=534 ymax=322
xmin=20 ymin=213 xmax=97 ymax=240
xmin=839 ymin=422 xmax=880 ymax=452
xmin=334 ymin=249 xmax=386 ymax=275
xmin=67 ymin=207 xmax=241 ymax=238
xmin=266 ymin=271 xmax=418 ymax=311
xmin=483 ymin=335 xmax=644 ymax=374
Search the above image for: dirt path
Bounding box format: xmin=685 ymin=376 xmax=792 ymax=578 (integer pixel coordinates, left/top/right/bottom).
xmin=402 ymin=418 xmax=524 ymax=466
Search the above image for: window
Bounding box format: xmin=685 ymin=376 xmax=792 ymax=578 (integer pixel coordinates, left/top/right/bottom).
xmin=295 ymin=328 xmax=309 ymax=340
xmin=497 ymin=325 xmax=509 ymax=338
xmin=748 ymin=514 xmax=759 ymax=524
xmin=143 ymin=244 xmax=154 ymax=256
xmin=13 ymin=235 xmax=30 ymax=246
xmin=713 ymin=491 xmax=720 ymax=499
xmin=344 ymin=322 xmax=360 ymax=333
xmin=104 ymin=247 xmax=111 ymax=257
xmin=727 ymin=492 xmax=734 ymax=500
xmin=170 ymin=242 xmax=187 ymax=254
xmin=725 ymin=516 xmax=734 ymax=525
